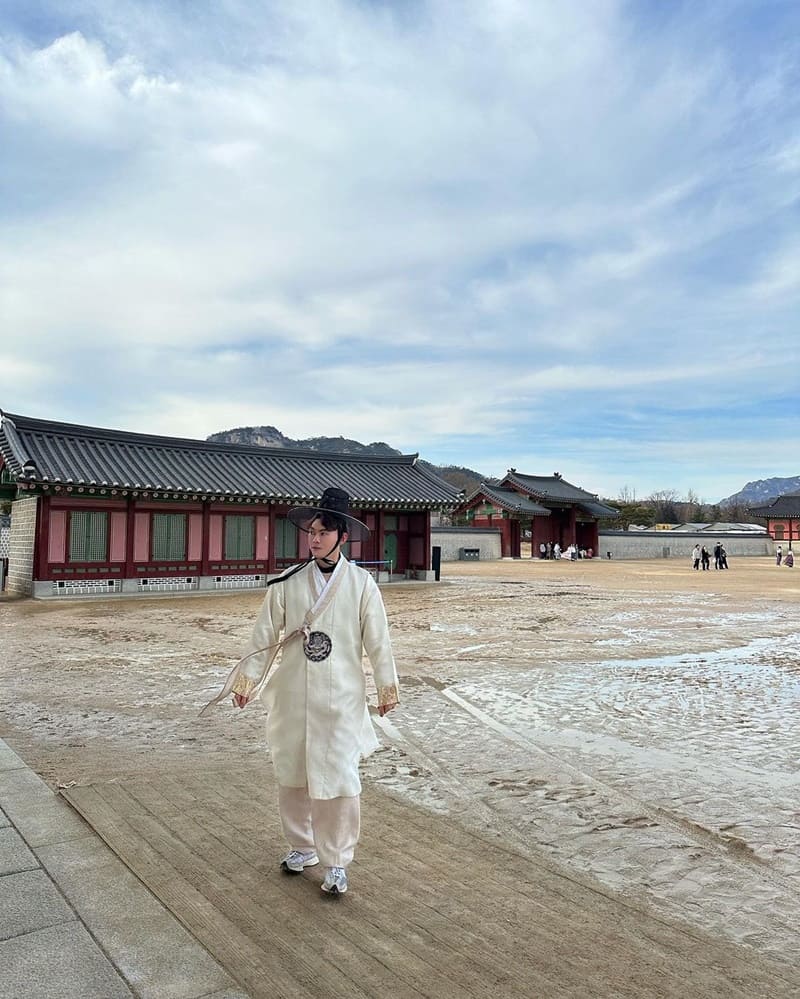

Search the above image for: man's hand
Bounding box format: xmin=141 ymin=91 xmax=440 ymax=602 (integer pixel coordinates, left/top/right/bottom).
xmin=233 ymin=693 xmax=250 ymax=709
xmin=378 ymin=701 xmax=397 ymax=717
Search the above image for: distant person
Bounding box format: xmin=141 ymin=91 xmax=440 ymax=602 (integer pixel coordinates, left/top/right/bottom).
xmin=701 ymin=545 xmax=710 ymax=570
xmin=547 ymin=541 xmax=554 ymax=559
xmin=713 ymin=541 xmax=722 ymax=569
xmin=692 ymin=544 xmax=701 ymax=570
xmin=785 ymin=550 xmax=794 ymax=567
xmin=553 ymin=542 xmax=561 ymax=560
xmin=539 ymin=541 xmax=547 ymax=559
xmin=776 ymin=545 xmax=783 ymax=565
xmin=719 ymin=545 xmax=729 ymax=569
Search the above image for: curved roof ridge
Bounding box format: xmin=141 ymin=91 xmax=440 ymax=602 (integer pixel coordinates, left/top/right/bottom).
xmin=0 ymin=411 xmax=459 ymax=507
xmin=2 ymin=413 xmax=419 ymax=466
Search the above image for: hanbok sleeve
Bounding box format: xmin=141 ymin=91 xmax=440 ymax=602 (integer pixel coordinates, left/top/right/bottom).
xmin=360 ymin=575 xmax=399 ymax=707
xmin=232 ymin=579 xmax=287 ymax=693
xmin=200 ymin=579 xmax=287 ymax=712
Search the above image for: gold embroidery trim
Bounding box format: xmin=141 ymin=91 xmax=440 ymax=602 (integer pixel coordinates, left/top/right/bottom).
xmin=378 ymin=684 xmax=399 ymax=707
xmin=231 ymin=675 xmax=257 ymax=699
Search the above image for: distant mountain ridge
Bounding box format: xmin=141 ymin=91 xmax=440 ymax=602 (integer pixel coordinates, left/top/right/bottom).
xmin=207 ymin=425 xmax=399 ymax=457
xmin=206 ymin=425 xmax=486 ymax=494
xmin=720 ymin=476 xmax=800 ymax=507
xmin=208 ymin=427 xmax=798 ymax=506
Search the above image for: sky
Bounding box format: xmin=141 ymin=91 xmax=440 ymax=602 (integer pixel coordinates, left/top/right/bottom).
xmin=1 ymin=1 xmax=799 ymax=504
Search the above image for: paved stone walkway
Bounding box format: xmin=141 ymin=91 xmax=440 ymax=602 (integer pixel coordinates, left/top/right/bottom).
xmin=0 ymin=737 xmax=246 ymax=999
xmin=62 ymin=767 xmax=800 ymax=999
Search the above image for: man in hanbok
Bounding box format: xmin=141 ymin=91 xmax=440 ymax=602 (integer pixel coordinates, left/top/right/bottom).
xmin=204 ymin=488 xmax=399 ymax=897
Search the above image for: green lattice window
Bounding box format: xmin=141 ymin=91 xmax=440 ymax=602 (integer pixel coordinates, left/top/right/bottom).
xmin=275 ymin=517 xmax=298 ymax=559
xmin=69 ymin=511 xmax=108 ymax=562
xmin=225 ymin=515 xmax=255 ymax=559
xmin=152 ymin=513 xmax=186 ymax=561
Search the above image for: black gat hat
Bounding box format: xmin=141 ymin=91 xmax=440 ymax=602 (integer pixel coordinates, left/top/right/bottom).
xmin=287 ymin=487 xmax=370 ymax=542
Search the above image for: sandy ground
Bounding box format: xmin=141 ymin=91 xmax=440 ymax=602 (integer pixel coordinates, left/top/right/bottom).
xmin=1 ymin=555 xmax=799 ymax=968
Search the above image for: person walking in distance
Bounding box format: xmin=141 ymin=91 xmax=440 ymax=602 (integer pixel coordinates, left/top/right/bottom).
xmin=202 ymin=487 xmax=399 ymax=897
xmin=692 ymin=544 xmax=701 ymax=570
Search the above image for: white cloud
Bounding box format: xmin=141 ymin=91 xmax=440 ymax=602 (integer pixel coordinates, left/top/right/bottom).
xmin=1 ymin=1 xmax=799 ymax=500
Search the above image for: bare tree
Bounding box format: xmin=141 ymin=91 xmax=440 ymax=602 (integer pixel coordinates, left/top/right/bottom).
xmin=648 ymin=489 xmax=680 ymax=523
xmin=684 ymin=488 xmax=703 ymax=522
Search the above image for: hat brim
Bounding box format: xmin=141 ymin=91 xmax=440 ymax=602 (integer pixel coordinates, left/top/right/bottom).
xmin=287 ymin=505 xmax=370 ymax=542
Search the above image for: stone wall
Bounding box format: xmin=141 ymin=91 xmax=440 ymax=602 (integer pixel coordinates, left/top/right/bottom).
xmin=7 ymin=496 xmax=38 ymax=596
xmin=598 ymin=531 xmax=774 ymax=561
xmin=431 ymin=527 xmax=502 ymax=562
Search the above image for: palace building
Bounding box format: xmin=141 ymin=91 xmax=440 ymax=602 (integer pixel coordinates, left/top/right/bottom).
xmin=456 ymin=469 xmax=618 ymax=558
xmin=0 ymin=412 xmax=460 ymax=597
xmin=747 ymin=492 xmax=800 ymax=549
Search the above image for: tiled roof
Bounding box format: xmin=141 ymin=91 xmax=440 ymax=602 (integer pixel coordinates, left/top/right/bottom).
xmin=748 ymin=493 xmax=800 ymax=519
xmin=502 ymin=471 xmax=619 ymax=517
xmin=0 ymin=412 xmax=461 ymax=509
xmin=468 ymin=483 xmax=551 ymax=516
xmin=576 ymin=498 xmax=620 ymax=519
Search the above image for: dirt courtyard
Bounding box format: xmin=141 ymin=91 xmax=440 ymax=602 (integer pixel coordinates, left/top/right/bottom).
xmin=2 ymin=555 xmax=799 ymax=972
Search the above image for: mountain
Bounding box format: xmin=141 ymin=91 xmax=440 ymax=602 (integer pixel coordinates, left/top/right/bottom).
xmin=206 ymin=425 xmax=399 ymax=457
xmin=719 ymin=476 xmax=800 ymax=508
xmin=206 ymin=426 xmax=486 ymax=495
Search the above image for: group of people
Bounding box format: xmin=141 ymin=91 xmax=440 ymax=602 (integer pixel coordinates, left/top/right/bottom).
xmin=776 ymin=546 xmax=795 ymax=567
xmin=538 ymin=541 xmax=594 ymax=560
xmin=691 ymin=542 xmax=728 ymax=570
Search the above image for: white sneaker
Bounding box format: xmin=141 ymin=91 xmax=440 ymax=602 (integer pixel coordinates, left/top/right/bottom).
xmin=321 ymin=866 xmax=348 ymax=895
xmin=280 ymin=849 xmax=319 ymax=874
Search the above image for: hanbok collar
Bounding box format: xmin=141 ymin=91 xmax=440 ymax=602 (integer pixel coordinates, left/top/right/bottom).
xmin=310 ymin=554 xmax=347 ymax=604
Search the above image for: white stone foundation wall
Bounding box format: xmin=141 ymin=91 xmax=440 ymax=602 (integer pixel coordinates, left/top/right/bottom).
xmin=598 ymin=532 xmax=773 ymax=560
xmin=7 ymin=496 xmax=38 ymax=596
xmin=33 ymin=573 xmax=272 ymax=598
xmin=431 ymin=528 xmax=502 ymax=561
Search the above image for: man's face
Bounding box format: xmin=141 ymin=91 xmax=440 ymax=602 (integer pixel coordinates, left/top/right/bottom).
xmin=307 ymin=517 xmax=348 ymax=561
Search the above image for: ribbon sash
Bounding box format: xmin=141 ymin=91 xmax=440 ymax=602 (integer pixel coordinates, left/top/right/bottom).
xmin=198 ymin=557 xmax=349 ymax=715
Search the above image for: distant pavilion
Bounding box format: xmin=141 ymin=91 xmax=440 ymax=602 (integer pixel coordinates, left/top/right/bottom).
xmin=455 ymin=469 xmax=618 ymax=558
xmin=747 ymin=492 xmax=800 ymax=550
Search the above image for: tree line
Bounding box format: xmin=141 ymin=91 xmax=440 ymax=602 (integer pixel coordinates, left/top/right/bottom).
xmin=598 ymin=487 xmax=763 ymax=531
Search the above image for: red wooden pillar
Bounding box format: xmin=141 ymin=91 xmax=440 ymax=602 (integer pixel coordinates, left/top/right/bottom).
xmin=201 ymin=500 xmax=211 ymax=577
xmin=510 ymin=519 xmax=521 ymax=558
xmin=424 ymin=510 xmax=432 ymax=569
xmin=124 ymin=497 xmax=137 ymax=581
xmin=35 ymin=493 xmax=50 ymax=582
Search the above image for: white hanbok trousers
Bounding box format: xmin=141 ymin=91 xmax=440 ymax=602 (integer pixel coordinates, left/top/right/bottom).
xmin=278 ymin=785 xmax=361 ymax=868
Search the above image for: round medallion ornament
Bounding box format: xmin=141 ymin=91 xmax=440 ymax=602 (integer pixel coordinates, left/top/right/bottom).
xmin=303 ymin=630 xmax=332 ymax=662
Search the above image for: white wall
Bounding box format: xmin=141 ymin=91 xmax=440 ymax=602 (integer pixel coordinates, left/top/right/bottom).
xmin=598 ymin=531 xmax=773 ymax=560
xmin=431 ymin=527 xmax=502 ymax=561
xmin=7 ymin=496 xmax=38 ymax=595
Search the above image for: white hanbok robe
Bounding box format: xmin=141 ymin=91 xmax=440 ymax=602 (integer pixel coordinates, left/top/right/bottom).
xmin=235 ymin=558 xmax=399 ymax=799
